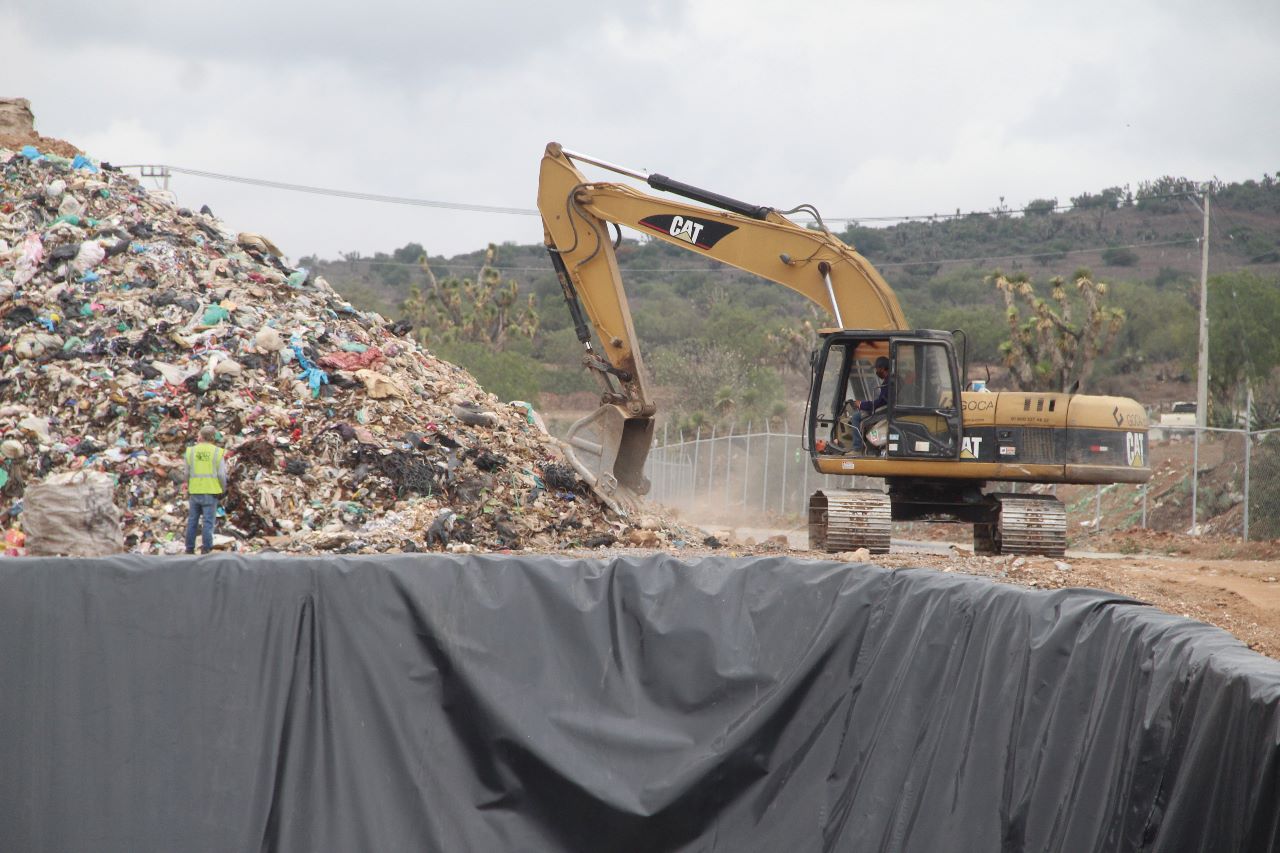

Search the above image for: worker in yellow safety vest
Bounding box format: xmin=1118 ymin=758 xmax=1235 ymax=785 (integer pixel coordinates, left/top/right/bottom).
xmin=184 ymin=424 xmax=228 ymax=554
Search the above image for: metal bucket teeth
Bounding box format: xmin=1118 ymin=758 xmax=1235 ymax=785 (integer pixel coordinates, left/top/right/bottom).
xmin=809 ymin=489 xmax=891 ymax=554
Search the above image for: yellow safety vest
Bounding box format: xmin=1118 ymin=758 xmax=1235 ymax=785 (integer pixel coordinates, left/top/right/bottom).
xmin=186 ymin=443 xmax=225 ymax=495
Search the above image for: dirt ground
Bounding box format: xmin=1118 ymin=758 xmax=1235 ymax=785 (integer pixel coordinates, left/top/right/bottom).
xmin=0 ymin=131 xmax=81 ymax=158
xmin=646 ymin=523 xmax=1280 ymax=660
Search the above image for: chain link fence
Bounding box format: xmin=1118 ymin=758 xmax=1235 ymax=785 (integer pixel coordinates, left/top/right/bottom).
xmin=645 ymin=424 xmax=1280 ymax=541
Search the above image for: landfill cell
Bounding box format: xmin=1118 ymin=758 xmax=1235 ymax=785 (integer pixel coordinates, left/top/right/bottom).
xmin=0 ymin=553 xmax=1276 ymax=852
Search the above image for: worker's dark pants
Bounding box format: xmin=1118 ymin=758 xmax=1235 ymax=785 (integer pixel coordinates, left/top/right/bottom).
xmin=185 ymin=494 xmax=218 ymax=554
xmin=851 ymin=409 xmax=868 ymax=451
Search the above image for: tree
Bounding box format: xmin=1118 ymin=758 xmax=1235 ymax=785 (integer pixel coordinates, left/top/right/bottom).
xmin=764 ymin=314 xmax=820 ymax=376
xmin=1106 ymin=280 xmax=1195 ymax=364
xmin=925 ymin=306 xmax=1006 ymax=364
xmin=1101 ymin=246 xmax=1139 ymax=267
xmin=1135 ymin=176 xmax=1198 ymax=213
xmin=838 ymin=224 xmax=889 ymax=256
xmin=1207 ymin=271 xmax=1280 ymax=407
xmin=1069 ymin=186 xmax=1126 ymax=231
xmin=392 ymin=242 xmax=427 ymax=264
xmin=651 ymin=343 xmax=782 ymax=429
xmin=402 ymin=243 xmax=539 ymax=349
xmin=1070 ymin=187 xmax=1124 ymax=210
xmin=989 ymin=269 xmax=1125 ymax=392
xmin=1024 ymin=198 xmax=1057 ymax=216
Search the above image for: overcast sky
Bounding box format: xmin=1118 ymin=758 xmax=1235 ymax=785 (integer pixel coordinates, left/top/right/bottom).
xmin=5 ymin=0 xmax=1278 ymax=263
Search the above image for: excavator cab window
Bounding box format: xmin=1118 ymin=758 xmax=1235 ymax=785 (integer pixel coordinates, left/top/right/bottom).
xmin=812 ymin=338 xmax=892 ymax=454
xmin=812 ymin=342 xmax=851 ymax=449
xmin=886 ymin=339 xmax=961 ymax=459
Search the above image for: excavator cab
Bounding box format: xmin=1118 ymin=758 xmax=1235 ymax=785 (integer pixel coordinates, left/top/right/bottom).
xmin=810 ymin=330 xmax=962 ymax=460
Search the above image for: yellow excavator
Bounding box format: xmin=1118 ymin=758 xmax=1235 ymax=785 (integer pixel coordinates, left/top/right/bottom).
xmin=538 ymin=142 xmax=1151 ymax=556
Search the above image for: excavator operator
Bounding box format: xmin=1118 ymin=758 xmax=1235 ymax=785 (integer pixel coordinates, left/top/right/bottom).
xmin=828 ymin=354 xmax=892 ymax=454
xmin=849 ymin=356 xmax=892 ymax=451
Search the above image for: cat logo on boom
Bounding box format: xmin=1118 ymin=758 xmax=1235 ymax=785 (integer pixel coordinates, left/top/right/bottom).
xmin=668 ymin=215 xmax=704 ymax=245
xmin=638 ymin=214 xmax=738 ymax=249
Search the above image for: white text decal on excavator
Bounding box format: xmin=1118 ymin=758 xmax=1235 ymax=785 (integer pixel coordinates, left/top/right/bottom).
xmin=669 ymin=215 xmax=704 ymax=245
xmin=1126 ymin=431 xmax=1145 ymax=467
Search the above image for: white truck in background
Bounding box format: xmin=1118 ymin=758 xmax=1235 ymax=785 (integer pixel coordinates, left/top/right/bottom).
xmin=1152 ymin=401 xmax=1197 ymax=440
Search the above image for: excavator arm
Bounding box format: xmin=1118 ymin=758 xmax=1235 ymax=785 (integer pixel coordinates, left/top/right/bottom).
xmin=538 ymin=141 xmax=907 ymax=511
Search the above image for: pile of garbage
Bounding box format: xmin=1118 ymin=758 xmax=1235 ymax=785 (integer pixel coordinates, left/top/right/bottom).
xmin=0 ymin=132 xmax=692 ymax=555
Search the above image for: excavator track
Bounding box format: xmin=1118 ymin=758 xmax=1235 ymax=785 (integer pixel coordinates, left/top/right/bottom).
xmin=973 ymin=493 xmax=1067 ymax=557
xmin=808 ymin=489 xmax=892 ymax=554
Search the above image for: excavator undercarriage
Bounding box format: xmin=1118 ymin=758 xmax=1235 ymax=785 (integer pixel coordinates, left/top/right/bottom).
xmin=809 ymin=484 xmax=1068 ymax=557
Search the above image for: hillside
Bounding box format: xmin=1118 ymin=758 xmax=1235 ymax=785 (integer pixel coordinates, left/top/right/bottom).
xmin=316 ymin=176 xmax=1280 ymax=319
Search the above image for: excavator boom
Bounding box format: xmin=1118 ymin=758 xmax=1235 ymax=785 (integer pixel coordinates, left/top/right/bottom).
xmin=538 ymin=142 xmax=905 ymax=509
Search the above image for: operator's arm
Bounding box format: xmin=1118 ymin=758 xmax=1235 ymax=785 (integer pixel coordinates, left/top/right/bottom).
xmin=858 ymin=379 xmax=890 ymax=412
xmin=873 ymin=378 xmax=890 ymax=410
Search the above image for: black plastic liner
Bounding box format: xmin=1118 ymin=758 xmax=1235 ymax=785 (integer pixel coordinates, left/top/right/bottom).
xmin=1 ymin=554 xmax=1277 ymax=852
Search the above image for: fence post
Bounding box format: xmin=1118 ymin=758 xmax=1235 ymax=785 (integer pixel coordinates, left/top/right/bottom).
xmin=667 ymin=431 xmax=673 ymax=504
xmin=707 ymin=424 xmax=716 ymax=501
xmin=801 ymin=437 xmax=809 ymax=513
xmin=1191 ymin=427 xmax=1200 ymax=533
xmin=743 ymin=423 xmax=752 ymax=512
xmin=692 ymin=427 xmax=701 ymax=506
xmin=1244 ymin=429 xmax=1252 ymax=542
xmin=724 ymin=424 xmax=733 ymax=508
xmin=1094 ymin=485 xmax=1102 ymax=535
xmin=662 ymin=444 xmax=669 ymax=505
xmin=678 ymin=429 xmax=685 ymax=501
xmin=660 ymin=423 xmax=668 ymax=504
xmin=652 ymin=435 xmax=660 ymax=506
xmin=761 ymin=424 xmax=770 ymax=514
xmin=651 ymin=438 xmax=660 ymax=505
xmin=779 ymin=420 xmax=789 ymax=516
xmin=1141 ymin=482 xmax=1148 ymax=529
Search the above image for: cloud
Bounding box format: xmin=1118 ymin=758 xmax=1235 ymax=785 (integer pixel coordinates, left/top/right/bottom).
xmin=6 ymin=0 xmax=687 ymax=82
xmin=3 ymin=0 xmax=1276 ymax=260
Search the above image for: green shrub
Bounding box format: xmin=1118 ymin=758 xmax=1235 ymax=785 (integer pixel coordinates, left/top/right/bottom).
xmin=1101 ymin=247 xmax=1139 ymax=266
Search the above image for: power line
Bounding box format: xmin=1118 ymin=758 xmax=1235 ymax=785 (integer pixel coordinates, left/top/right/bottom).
xmin=118 ymin=163 xmax=1203 ymax=229
xmin=116 ymin=165 xmax=540 ymax=217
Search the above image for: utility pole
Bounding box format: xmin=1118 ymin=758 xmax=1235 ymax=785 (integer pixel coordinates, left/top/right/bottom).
xmin=1195 ymin=188 xmax=1210 ymax=430
xmin=139 ymin=165 xmax=170 ymax=191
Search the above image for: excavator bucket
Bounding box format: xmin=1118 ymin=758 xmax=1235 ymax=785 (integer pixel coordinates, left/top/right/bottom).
xmin=559 ymin=405 xmax=654 ymax=514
